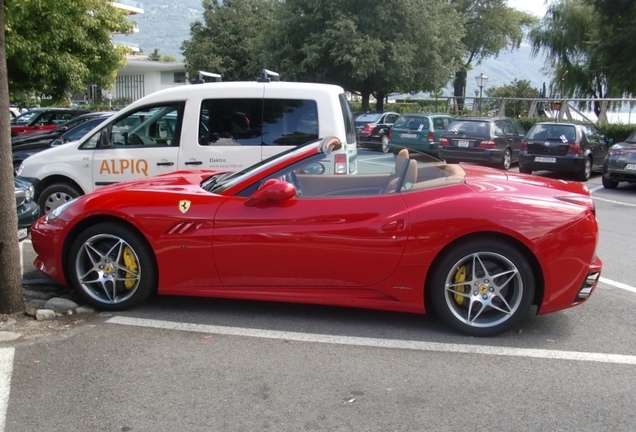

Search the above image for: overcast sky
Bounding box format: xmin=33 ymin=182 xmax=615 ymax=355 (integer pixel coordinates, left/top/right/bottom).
xmin=507 ymin=0 xmax=548 ymax=17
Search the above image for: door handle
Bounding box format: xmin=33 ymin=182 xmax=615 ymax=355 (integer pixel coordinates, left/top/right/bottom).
xmin=381 ymin=220 xmax=405 ymax=232
xmin=185 ymin=161 xmax=203 ymax=166
xmin=157 ymin=161 xmax=174 ymax=166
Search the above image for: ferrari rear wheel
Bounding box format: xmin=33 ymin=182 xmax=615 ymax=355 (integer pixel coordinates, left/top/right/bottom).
xmin=68 ymin=222 xmax=157 ymax=311
xmin=430 ymin=239 xmax=535 ymax=337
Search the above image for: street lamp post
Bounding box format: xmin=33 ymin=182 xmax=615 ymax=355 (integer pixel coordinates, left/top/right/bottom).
xmin=475 ymin=73 xmax=488 ymax=116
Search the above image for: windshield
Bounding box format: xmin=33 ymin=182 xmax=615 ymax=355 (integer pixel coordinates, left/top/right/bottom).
xmin=447 ymin=120 xmax=490 ymax=136
xmin=13 ymin=110 xmax=41 ymax=124
xmin=207 ymin=141 xmax=317 ymax=193
xmin=355 ymin=113 xmax=382 ymax=123
xmin=526 ymin=124 xmax=576 ymax=142
xmin=393 ymin=116 xmax=429 ymax=130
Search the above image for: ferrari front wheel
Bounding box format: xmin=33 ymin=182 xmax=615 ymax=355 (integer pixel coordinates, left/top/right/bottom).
xmin=430 ymin=239 xmax=535 ymax=337
xmin=68 ymin=222 xmax=157 ymax=311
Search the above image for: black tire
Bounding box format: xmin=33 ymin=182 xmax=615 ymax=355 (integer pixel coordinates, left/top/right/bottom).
xmin=577 ymin=156 xmax=592 ymax=182
xmin=518 ymin=167 xmax=532 ymax=175
xmin=500 ymin=148 xmax=512 ymax=170
xmin=381 ymin=135 xmax=390 ymax=153
xmin=602 ymin=175 xmax=618 ymax=189
xmin=67 ymin=222 xmax=157 ymax=311
xmin=39 ymin=183 xmax=82 ymax=215
xmin=429 ymin=239 xmax=535 ymax=337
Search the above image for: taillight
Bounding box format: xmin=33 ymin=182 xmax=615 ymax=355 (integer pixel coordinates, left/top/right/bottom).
xmin=428 ymin=130 xmax=434 ymax=141
xmin=388 ymin=128 xmax=392 ymax=140
xmin=555 ymin=195 xmax=596 ymax=216
xmin=334 ymin=153 xmax=347 ymax=175
xmin=609 ymin=148 xmax=627 ymax=156
xmin=478 ymin=140 xmax=497 ymax=149
xmin=520 ymin=140 xmax=528 ymax=151
xmin=439 ymin=137 xmax=450 ymax=147
xmin=567 ymin=142 xmax=583 ymax=154
xmin=361 ymin=124 xmax=374 ymax=135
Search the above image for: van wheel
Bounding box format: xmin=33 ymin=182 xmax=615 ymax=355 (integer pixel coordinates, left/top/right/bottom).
xmin=39 ymin=183 xmax=81 ymax=215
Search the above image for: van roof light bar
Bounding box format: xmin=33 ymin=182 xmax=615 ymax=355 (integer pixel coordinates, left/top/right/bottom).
xmin=191 ymin=71 xmax=222 ymax=84
xmin=257 ymin=69 xmax=280 ymax=83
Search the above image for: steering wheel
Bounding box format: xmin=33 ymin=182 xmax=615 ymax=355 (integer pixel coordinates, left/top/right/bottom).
xmin=128 ymin=133 xmax=144 ymax=145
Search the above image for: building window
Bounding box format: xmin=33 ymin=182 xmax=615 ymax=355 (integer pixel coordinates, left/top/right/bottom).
xmin=174 ymin=72 xmax=186 ymax=83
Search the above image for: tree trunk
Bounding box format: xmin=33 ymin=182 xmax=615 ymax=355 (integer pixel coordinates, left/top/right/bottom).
xmin=360 ymin=91 xmax=371 ymax=111
xmin=0 ymin=0 xmax=25 ymax=314
xmin=453 ymin=70 xmax=467 ymax=114
xmin=375 ymin=91 xmax=386 ymax=112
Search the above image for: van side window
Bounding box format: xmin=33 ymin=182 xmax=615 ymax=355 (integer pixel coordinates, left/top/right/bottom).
xmin=198 ymin=98 xmax=318 ymax=147
xmin=81 ymin=103 xmax=183 ymax=149
xmin=262 ymin=99 xmax=318 ymax=146
xmin=199 ymin=99 xmax=263 ymax=146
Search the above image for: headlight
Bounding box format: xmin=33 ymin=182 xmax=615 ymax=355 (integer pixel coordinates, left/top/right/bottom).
xmin=45 ymin=199 xmax=76 ymax=221
xmin=25 ymin=185 xmax=34 ymax=202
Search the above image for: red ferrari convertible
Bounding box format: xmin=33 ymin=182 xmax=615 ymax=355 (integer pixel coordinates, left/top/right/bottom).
xmin=29 ymin=137 xmax=602 ymax=336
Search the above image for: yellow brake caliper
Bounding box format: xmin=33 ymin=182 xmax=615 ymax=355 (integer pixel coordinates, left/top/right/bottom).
xmin=123 ymin=247 xmax=138 ymax=289
xmin=453 ymin=265 xmax=467 ymax=305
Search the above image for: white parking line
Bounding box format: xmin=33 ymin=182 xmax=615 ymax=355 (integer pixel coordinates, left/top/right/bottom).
xmin=600 ymin=277 xmax=636 ymax=293
xmin=0 ymin=348 xmax=15 ymax=432
xmin=106 ymin=316 xmax=636 ymax=366
xmin=592 ymin=196 xmax=636 ymax=208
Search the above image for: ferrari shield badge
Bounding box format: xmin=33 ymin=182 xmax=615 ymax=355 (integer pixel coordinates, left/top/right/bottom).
xmin=179 ymin=200 xmax=191 ymax=214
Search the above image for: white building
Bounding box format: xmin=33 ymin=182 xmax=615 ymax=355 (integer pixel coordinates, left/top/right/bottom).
xmin=113 ymin=59 xmax=187 ymax=102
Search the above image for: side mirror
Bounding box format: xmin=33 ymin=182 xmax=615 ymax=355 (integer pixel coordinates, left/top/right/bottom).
xmin=245 ymin=179 xmax=297 ymax=207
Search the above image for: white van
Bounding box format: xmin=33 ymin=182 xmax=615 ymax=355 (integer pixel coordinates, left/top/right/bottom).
xmin=17 ymin=75 xmax=358 ymax=213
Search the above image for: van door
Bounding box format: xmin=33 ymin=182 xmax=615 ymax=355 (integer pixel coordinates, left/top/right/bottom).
xmin=86 ymin=103 xmax=182 ymax=189
xmin=180 ymin=97 xmax=265 ymax=172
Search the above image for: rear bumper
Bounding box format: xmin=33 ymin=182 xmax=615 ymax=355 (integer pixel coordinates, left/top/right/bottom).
xmin=438 ymin=147 xmax=503 ymax=164
xmin=519 ymin=153 xmax=586 ymax=173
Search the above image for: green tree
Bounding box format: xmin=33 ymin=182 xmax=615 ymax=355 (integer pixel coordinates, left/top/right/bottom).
xmin=5 ymin=0 xmax=133 ymax=104
xmin=181 ymin=0 xmax=276 ymax=81
xmin=586 ymin=0 xmax=636 ymax=96
xmin=0 ymin=0 xmax=24 ymax=314
xmin=268 ymin=0 xmax=464 ymax=111
xmin=148 ymin=48 xmax=177 ymax=62
xmin=450 ymin=0 xmax=536 ymax=111
xmin=528 ymin=0 xmax=619 ymax=116
xmin=484 ymin=79 xmax=539 ymax=117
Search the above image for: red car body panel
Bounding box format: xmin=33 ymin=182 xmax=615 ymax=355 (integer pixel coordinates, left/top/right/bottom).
xmin=31 ymin=142 xmax=601 ymax=319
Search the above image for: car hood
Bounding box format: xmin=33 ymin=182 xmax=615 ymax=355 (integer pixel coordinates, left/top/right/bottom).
xmin=612 ymin=142 xmax=636 ymax=151
xmin=91 ymin=170 xmax=230 ymax=195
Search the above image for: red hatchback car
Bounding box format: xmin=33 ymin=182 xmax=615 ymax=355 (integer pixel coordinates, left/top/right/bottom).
xmin=11 ymin=108 xmax=91 ymax=136
xmin=29 ymin=137 xmax=602 ymax=336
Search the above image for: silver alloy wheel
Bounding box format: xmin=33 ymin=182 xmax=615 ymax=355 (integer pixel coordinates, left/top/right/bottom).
xmin=584 ymin=157 xmax=592 ymax=179
xmin=381 ymin=135 xmax=390 ymax=153
xmin=443 ymin=251 xmax=524 ymax=328
xmin=501 ymin=148 xmax=512 ymax=170
xmin=43 ymin=191 xmax=74 ymax=213
xmin=74 ymin=233 xmax=142 ymax=305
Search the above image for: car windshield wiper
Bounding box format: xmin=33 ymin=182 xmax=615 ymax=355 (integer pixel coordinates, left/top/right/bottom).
xmin=201 ymin=173 xmax=232 ymax=192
